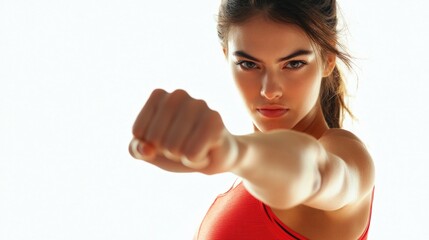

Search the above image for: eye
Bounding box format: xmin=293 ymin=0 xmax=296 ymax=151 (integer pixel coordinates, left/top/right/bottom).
xmin=285 ymin=60 xmax=307 ymax=69
xmin=235 ymin=60 xmax=258 ymax=70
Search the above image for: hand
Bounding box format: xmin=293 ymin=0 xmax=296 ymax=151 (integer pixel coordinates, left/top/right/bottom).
xmin=129 ymin=89 xmax=239 ymax=174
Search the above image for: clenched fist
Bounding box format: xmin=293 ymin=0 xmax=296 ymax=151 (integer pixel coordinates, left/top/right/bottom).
xmin=129 ymin=89 xmax=239 ymax=174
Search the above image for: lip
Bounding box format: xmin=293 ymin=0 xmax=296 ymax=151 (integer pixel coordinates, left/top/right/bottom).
xmin=256 ymin=105 xmax=289 ymax=118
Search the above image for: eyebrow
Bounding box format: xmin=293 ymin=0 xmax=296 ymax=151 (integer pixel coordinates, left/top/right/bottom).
xmin=232 ymin=49 xmax=313 ymax=63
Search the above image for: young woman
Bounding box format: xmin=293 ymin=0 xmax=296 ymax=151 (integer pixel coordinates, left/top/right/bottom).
xmin=129 ymin=0 xmax=375 ymax=239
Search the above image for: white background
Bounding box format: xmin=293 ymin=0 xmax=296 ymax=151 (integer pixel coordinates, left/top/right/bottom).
xmin=1 ymin=0 xmax=428 ymax=239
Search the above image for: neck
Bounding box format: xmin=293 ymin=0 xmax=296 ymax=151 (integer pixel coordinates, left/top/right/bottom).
xmin=292 ymin=103 xmax=329 ymax=139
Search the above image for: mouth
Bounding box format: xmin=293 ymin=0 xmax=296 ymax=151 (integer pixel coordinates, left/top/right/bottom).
xmin=256 ymin=106 xmax=289 ymax=118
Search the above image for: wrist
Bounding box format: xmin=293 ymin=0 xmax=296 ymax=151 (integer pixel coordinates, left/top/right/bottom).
xmin=229 ymin=134 xmax=249 ymax=175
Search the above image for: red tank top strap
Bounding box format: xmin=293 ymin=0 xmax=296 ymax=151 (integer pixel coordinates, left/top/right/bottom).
xmin=263 ymin=203 xmax=308 ymax=239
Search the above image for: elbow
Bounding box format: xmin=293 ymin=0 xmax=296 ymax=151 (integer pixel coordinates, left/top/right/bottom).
xmin=274 ymin=140 xmax=324 ymax=209
xmin=305 ymin=154 xmax=361 ymax=211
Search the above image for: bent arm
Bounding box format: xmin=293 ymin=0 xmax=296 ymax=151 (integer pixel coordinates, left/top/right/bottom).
xmin=230 ymin=129 xmax=375 ymax=210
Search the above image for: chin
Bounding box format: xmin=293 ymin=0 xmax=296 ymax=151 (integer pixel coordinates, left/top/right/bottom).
xmin=253 ymin=120 xmax=296 ymax=132
xmin=250 ymin=110 xmax=302 ymax=132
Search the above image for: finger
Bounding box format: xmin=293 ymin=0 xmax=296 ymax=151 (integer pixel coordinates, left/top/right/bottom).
xmin=161 ymin=99 xmax=206 ymax=158
xmin=132 ymin=89 xmax=168 ymax=140
xmin=145 ymin=89 xmax=190 ymax=147
xmin=162 ymin=149 xmax=181 ymax=162
xmin=181 ymin=110 xmax=219 ymax=166
xmin=181 ymin=156 xmax=210 ymax=169
xmin=129 ymin=138 xmax=157 ymax=161
xmin=149 ymin=154 xmax=196 ymax=173
xmin=129 ymin=138 xmax=184 ymax=164
xmin=130 ymin=138 xmax=197 ymax=172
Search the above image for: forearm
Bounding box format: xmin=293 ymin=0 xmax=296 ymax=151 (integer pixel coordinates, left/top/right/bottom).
xmin=230 ymin=129 xmax=324 ymax=209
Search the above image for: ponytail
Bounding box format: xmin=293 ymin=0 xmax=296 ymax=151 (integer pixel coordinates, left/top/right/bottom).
xmin=320 ymin=65 xmax=353 ymax=128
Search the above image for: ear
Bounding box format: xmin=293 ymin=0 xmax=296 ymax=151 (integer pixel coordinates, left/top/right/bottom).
xmin=323 ymin=53 xmax=336 ymax=77
xmin=222 ymin=47 xmax=228 ymax=59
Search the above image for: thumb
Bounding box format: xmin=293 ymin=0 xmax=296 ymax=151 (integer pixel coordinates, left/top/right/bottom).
xmin=129 ymin=138 xmax=157 ymax=161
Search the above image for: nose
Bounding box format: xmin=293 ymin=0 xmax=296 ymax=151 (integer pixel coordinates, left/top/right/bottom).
xmin=260 ymin=71 xmax=283 ymax=100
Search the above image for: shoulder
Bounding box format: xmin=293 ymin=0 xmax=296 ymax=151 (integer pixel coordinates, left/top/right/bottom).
xmin=320 ymin=128 xmax=362 ymax=142
xmin=319 ymin=128 xmax=368 ymax=153
xmin=319 ymin=128 xmax=375 ymax=200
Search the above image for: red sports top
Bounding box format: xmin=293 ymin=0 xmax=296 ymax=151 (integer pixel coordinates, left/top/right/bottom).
xmin=196 ymin=182 xmax=373 ymax=240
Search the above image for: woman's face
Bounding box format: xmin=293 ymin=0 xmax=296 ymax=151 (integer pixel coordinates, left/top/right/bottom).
xmin=225 ymin=15 xmax=334 ymax=132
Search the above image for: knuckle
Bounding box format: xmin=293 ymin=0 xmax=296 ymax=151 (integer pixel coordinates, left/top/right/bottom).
xmin=207 ymin=110 xmax=221 ymax=121
xmin=147 ymin=89 xmax=168 ymax=108
xmin=171 ymin=89 xmax=189 ymax=98
xmin=197 ymin=99 xmax=208 ymax=108
xmin=150 ymin=88 xmax=168 ymax=99
xmin=166 ymin=90 xmax=192 ymax=109
xmin=189 ymin=99 xmax=208 ymax=110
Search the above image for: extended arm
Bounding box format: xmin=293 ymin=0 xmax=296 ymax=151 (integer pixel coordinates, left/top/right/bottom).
xmin=230 ymin=129 xmax=375 ymax=210
xmin=129 ymin=89 xmax=375 ymax=211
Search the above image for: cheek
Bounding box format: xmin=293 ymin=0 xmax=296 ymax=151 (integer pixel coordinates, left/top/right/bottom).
xmin=232 ymin=70 xmax=260 ymax=101
xmin=288 ymin=66 xmax=322 ymax=104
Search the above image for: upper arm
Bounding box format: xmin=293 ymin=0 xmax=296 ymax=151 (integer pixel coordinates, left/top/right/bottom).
xmin=304 ymin=129 xmax=375 ymax=210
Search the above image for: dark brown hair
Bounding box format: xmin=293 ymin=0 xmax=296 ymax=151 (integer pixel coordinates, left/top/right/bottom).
xmin=217 ymin=0 xmax=353 ymax=128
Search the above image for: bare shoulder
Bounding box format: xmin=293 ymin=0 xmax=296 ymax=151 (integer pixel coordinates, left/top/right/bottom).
xmin=320 ymin=128 xmax=363 ymax=143
xmin=319 ymin=128 xmax=369 ymax=154
xmin=319 ymin=128 xmax=375 ymax=199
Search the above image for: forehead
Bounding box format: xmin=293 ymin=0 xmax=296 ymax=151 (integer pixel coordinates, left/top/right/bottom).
xmin=227 ymin=15 xmax=314 ymax=56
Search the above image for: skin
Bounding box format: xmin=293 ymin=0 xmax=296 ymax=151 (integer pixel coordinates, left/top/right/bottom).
xmin=130 ymin=14 xmax=375 ymax=240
